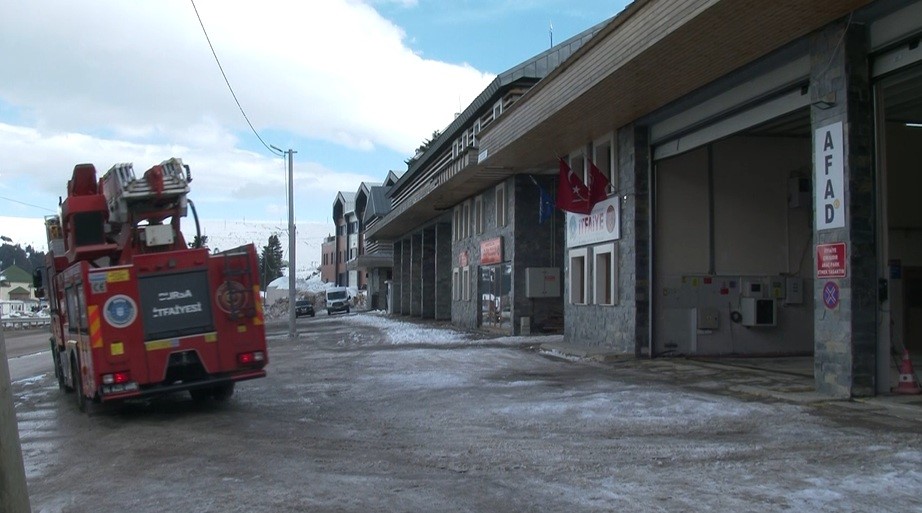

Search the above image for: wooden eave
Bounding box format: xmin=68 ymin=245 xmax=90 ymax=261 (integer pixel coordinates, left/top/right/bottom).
xmin=477 ymin=0 xmax=874 ymax=172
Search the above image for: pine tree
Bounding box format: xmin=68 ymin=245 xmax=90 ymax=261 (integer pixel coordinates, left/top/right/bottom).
xmin=0 ymin=242 xmax=44 ymax=274
xmin=189 ymin=234 xmax=208 ymax=249
xmin=259 ymin=234 xmax=284 ymax=289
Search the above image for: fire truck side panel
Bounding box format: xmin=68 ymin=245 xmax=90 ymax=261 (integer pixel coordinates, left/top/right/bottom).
xmin=55 ymin=262 xmax=98 ymax=400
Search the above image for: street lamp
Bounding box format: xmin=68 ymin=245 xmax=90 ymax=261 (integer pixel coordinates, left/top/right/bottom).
xmin=271 ymin=146 xmax=298 ymax=341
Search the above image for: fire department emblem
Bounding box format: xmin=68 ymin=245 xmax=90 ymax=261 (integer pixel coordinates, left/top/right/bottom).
xmin=216 ymin=281 xmax=248 ymax=314
xmin=104 ymin=294 xmax=137 ymax=327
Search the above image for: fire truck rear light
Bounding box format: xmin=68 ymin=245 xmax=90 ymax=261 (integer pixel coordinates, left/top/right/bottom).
xmin=102 ymin=371 xmax=131 ymax=385
xmin=237 ymin=351 xmax=265 ymax=365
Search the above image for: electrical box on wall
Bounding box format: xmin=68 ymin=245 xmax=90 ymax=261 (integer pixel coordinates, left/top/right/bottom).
xmin=740 ymin=278 xmax=767 ymax=299
xmin=697 ymin=307 xmax=719 ymax=331
xmin=525 ymin=268 xmax=561 ymax=298
xmin=740 ymin=298 xmax=777 ymax=327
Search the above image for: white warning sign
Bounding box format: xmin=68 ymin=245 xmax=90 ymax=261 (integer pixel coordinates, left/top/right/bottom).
xmin=815 ymin=121 xmax=845 ymax=231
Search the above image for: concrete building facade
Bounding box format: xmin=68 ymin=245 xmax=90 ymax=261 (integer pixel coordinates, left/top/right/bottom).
xmin=363 ymin=0 xmax=922 ymax=398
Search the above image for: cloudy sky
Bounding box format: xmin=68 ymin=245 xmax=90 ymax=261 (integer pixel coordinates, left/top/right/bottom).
xmin=0 ymin=0 xmax=627 ymax=264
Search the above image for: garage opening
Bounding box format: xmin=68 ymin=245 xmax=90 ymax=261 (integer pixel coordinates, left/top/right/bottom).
xmin=876 ymin=61 xmax=922 ymax=391
xmin=652 ymin=107 xmax=814 ymax=359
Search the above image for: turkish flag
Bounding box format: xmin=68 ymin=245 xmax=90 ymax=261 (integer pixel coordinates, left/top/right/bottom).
xmin=588 ymin=160 xmax=610 ymax=205
xmin=556 ymin=158 xmax=592 ymax=214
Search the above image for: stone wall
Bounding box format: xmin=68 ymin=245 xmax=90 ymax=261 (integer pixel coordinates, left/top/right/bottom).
xmin=564 ymin=125 xmax=650 ymax=354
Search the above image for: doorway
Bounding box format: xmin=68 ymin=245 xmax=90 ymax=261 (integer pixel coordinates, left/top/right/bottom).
xmin=479 ymin=263 xmax=511 ymax=333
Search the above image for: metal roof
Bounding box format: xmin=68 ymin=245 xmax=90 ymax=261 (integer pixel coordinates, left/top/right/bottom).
xmin=0 ymin=265 xmax=31 ymax=283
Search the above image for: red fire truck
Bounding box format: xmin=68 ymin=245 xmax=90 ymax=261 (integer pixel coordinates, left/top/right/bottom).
xmin=36 ymin=158 xmax=268 ymax=411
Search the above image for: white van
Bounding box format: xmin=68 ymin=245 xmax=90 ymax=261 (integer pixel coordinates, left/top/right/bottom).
xmin=325 ymin=287 xmax=350 ymax=315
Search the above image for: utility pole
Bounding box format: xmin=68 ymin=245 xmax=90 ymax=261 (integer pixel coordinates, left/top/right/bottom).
xmin=272 ymin=146 xmax=298 ymax=341
xmin=1 ymin=317 xmax=32 ymax=513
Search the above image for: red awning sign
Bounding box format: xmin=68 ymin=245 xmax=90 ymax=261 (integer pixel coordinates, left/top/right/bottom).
xmin=816 ymin=242 xmax=847 ymax=278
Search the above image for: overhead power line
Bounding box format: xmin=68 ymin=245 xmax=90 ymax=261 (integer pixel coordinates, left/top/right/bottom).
xmin=0 ymin=195 xmax=55 ymax=213
xmin=190 ymin=0 xmax=281 ymax=156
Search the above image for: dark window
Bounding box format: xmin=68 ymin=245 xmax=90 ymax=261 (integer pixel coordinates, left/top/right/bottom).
xmin=73 ymin=212 xmax=105 ymax=246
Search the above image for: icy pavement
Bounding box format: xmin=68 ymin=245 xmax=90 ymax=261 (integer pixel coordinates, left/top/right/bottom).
xmin=11 ymin=311 xmax=922 ymax=513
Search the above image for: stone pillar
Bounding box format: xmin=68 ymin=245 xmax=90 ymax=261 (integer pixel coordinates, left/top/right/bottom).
xmin=421 ymin=227 xmax=436 ymax=319
xmin=400 ymin=239 xmax=412 ymax=315
xmin=621 ymin=124 xmax=652 ymax=357
xmin=810 ymin=20 xmax=875 ymax=397
xmin=392 ymin=240 xmax=404 ymax=315
xmin=435 ymin=222 xmax=452 ymax=320
xmin=410 ymin=232 xmax=423 ymax=316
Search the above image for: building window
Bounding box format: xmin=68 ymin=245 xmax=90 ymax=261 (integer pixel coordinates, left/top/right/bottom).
xmin=495 ymin=184 xmax=506 ymax=227
xmin=462 ymin=266 xmax=471 ymax=301
xmin=569 ymin=151 xmax=587 ymax=185
xmin=593 ymin=134 xmax=616 ymax=193
xmin=453 ymin=206 xmax=461 ymax=241
xmin=569 ymin=248 xmax=589 ymax=305
xmin=593 ymin=243 xmax=617 ymax=306
xmin=474 ymin=196 xmax=483 ymax=235
xmin=65 ymin=286 xmax=78 ymax=333
xmin=452 ymin=268 xmax=460 ymax=301
xmin=463 ymin=201 xmax=471 ymax=239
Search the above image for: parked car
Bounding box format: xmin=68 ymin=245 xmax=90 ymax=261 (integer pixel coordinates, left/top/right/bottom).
xmin=295 ymin=299 xmax=315 ymax=318
xmin=325 ymin=287 xmax=350 ymax=315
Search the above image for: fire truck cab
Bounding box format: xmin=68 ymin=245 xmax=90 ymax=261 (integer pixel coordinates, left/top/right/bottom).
xmin=37 ymin=158 xmax=268 ymax=411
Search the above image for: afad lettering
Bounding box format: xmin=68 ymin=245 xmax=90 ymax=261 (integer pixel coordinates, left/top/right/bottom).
xmin=823 ymin=129 xmax=837 ymax=224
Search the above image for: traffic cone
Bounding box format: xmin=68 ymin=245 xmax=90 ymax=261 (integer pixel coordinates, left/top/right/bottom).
xmin=893 ymin=349 xmax=922 ymax=395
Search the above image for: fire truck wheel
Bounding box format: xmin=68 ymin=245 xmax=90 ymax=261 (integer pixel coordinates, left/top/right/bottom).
xmin=54 ymin=347 xmax=71 ymax=392
xmin=73 ymin=357 xmax=88 ymax=412
xmin=212 ymin=382 xmax=235 ymax=401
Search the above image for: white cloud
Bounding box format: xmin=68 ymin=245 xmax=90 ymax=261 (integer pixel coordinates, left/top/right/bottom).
xmin=0 ymin=0 xmax=494 ymax=224
xmin=0 ymin=0 xmax=493 ymax=155
xmin=369 ymin=0 xmax=419 ymax=7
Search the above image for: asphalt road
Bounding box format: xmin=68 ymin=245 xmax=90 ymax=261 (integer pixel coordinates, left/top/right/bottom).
xmin=10 ymin=313 xmax=922 ymax=513
xmin=3 ymin=328 xmax=51 ymax=382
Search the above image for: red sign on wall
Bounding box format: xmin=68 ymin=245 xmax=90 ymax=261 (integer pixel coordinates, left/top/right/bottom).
xmin=459 ymin=251 xmax=469 ymax=267
xmin=816 ymin=242 xmax=847 ymax=278
xmin=480 ymin=238 xmax=503 ymax=265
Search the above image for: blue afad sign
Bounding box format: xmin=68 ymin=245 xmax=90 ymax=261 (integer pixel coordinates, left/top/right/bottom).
xmin=104 ymin=295 xmax=137 ymax=327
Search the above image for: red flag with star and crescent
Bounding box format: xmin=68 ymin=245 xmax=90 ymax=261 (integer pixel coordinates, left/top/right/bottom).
xmin=587 ymin=160 xmax=610 ymax=206
xmin=556 ymin=158 xmax=592 ymax=214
